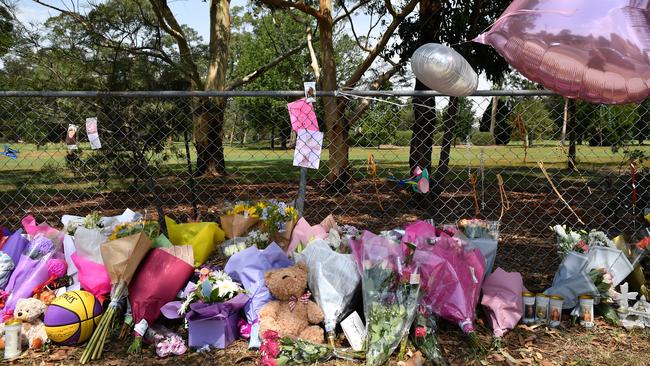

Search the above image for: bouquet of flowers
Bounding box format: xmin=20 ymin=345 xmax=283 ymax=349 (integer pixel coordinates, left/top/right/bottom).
xmin=63 ymin=211 xmax=102 ymax=235
xmin=454 ymin=220 xmax=499 ymax=277
xmin=586 ymin=230 xmax=616 ymax=248
xmin=80 ymin=232 xmax=152 ymax=364
xmin=109 ymin=220 xmax=160 ymax=241
xmin=287 ymin=217 xmax=331 ymax=254
xmin=3 ymin=233 xmax=63 ymax=312
xmin=222 ymin=230 xmax=270 ymax=257
xmin=410 ymin=306 xmax=447 ymax=365
xmin=261 ymin=201 xmax=298 ymax=251
xmin=161 ymin=268 xmax=249 ymax=349
xmin=294 ymin=239 xmax=360 ymax=346
xmin=220 ymin=202 xmax=264 ymax=239
xmin=361 ymin=231 xmax=420 ymax=366
xmin=550 ymin=225 xmax=587 ymax=255
xmin=481 ymin=268 xmax=524 ymax=347
xmin=143 ymin=324 xmax=187 ymax=358
xmin=414 ymin=232 xmax=485 ymax=349
xmin=165 ymin=216 xmax=225 ymax=267
xmin=127 ymin=246 xmax=195 ymax=353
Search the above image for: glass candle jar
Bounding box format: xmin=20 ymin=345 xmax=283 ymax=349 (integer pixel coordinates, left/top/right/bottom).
xmin=4 ymin=319 xmax=22 ymax=360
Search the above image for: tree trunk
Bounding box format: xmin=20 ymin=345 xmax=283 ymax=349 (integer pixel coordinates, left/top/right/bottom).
xmin=320 ymin=0 xmax=349 ymax=191
xmin=432 ymin=97 xmax=459 ymax=195
xmin=409 ymin=0 xmax=440 ymax=174
xmin=489 ymin=96 xmax=498 ymax=135
xmin=194 ymin=98 xmax=226 ymax=176
xmin=194 ymin=0 xmax=231 ymax=176
xmin=271 ymin=125 xmax=276 ymax=150
xmin=567 ymin=99 xmax=577 ymax=169
xmin=409 ymin=79 xmax=437 ymax=173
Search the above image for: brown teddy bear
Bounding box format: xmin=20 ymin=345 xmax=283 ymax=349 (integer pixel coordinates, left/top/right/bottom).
xmin=0 ymin=297 xmax=49 ymax=349
xmin=259 ymin=262 xmax=324 ymax=344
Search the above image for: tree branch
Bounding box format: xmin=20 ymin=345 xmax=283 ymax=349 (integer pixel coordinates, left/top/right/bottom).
xmin=258 ymin=0 xmax=323 ymax=21
xmin=332 ymin=0 xmax=369 ymax=24
xmin=339 ymin=0 xmax=371 ymax=52
xmin=346 ymin=61 xmax=406 ymax=125
xmin=343 ymin=0 xmax=418 ymax=88
xmin=306 ymin=27 xmax=320 ymax=82
xmin=226 ymin=40 xmax=312 ymax=90
xmin=32 ymin=0 xmax=179 ymax=68
xmin=149 ymin=0 xmax=203 ymax=89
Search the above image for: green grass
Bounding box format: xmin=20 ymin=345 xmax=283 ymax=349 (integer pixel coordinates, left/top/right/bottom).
xmin=1 ymin=141 xmax=648 ymax=195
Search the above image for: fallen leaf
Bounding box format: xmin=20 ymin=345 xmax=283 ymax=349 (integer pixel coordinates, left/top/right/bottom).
xmin=518 ymin=334 xmax=526 ymax=347
xmin=501 ymin=350 xmax=519 ymax=365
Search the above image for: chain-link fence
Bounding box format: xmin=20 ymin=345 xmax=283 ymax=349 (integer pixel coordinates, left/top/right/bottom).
xmin=0 ymin=90 xmax=648 ymax=287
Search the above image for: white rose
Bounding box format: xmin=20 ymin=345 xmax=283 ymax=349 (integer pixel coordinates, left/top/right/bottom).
xmin=569 ymin=232 xmax=582 ymax=243
xmin=553 ymin=225 xmax=566 ymax=237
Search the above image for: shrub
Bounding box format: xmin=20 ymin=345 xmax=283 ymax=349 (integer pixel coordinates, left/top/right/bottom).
xmin=471 ymin=132 xmax=495 ymax=146
xmin=394 ymin=130 xmax=412 ymax=146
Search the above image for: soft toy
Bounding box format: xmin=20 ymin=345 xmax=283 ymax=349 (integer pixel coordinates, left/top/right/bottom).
xmin=259 ymin=263 xmax=324 ymax=343
xmin=0 ymin=297 xmax=48 ymax=349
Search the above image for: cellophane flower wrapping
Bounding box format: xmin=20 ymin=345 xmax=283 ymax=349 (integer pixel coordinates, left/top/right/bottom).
xmin=224 ymin=243 xmax=292 ymax=348
xmin=545 ymin=246 xmax=629 ymax=309
xmin=165 ymin=217 xmax=225 ymax=267
xmin=361 ymin=231 xmax=420 ymax=366
xmin=3 ymin=232 xmax=63 ymax=312
xmin=294 ymin=239 xmax=360 ymax=336
xmin=128 ymin=247 xmax=195 ymax=335
xmin=0 ymin=252 xmax=14 ymax=289
xmin=1 ymin=229 xmax=28 ymax=270
xmin=0 ymin=230 xmax=28 ymax=290
xmin=481 ymin=268 xmax=524 ymax=337
xmin=414 ymin=232 xmax=485 ymax=335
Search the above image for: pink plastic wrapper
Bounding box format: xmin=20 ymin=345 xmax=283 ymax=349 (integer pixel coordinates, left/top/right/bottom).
xmin=481 ymin=268 xmax=524 ymax=337
xmin=71 ymin=252 xmax=111 ymax=299
xmin=400 ymin=220 xmax=452 ymax=252
xmin=414 ymin=233 xmax=485 ymax=334
xmin=287 ymin=217 xmax=328 ymax=254
xmin=22 ymin=215 xmax=61 ymax=240
xmin=350 ymin=231 xmax=403 ymax=274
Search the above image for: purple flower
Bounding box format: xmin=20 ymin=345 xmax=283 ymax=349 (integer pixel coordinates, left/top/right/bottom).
xmin=27 ymin=236 xmax=54 ymax=259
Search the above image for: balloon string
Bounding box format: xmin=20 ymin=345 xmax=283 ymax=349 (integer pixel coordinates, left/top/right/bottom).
xmin=538 ymin=161 xmax=585 ymax=225
xmin=337 ymin=91 xmax=438 ymax=111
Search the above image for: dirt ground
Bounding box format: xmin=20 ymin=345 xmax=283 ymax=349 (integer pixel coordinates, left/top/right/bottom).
xmin=7 ymin=316 xmax=650 ymax=366
xmin=2 ymin=178 xmax=649 ymax=365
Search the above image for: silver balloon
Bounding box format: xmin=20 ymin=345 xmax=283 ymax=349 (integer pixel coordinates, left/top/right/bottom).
xmin=411 ymin=43 xmax=479 ymax=96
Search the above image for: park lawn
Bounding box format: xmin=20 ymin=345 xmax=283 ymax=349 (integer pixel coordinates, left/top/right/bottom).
xmin=0 ymin=142 xmax=647 ymax=193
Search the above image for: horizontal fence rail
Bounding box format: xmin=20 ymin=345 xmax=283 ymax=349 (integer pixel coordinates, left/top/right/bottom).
xmin=0 ymin=90 xmax=647 ymax=286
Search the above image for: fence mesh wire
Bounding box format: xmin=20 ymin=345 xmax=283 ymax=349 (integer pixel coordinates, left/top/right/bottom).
xmin=0 ymin=91 xmax=648 ymax=286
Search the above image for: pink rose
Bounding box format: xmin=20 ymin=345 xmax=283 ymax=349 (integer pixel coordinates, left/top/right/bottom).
xmin=266 ymin=340 xmax=280 ymax=358
xmin=238 ymin=319 xmax=252 ymax=339
xmin=415 ymin=326 xmax=426 ymax=338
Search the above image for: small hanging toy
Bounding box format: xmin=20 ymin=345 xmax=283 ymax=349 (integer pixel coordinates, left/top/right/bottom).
xmin=389 ymin=166 xmax=429 ymax=194
xmin=1 ymin=145 xmax=19 ymax=159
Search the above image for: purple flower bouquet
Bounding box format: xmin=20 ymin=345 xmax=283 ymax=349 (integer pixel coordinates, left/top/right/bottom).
xmin=162 ymin=293 xmax=249 ymax=349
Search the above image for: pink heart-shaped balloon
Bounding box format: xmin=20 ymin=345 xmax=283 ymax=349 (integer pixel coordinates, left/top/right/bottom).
xmin=476 ymin=0 xmax=650 ymax=104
